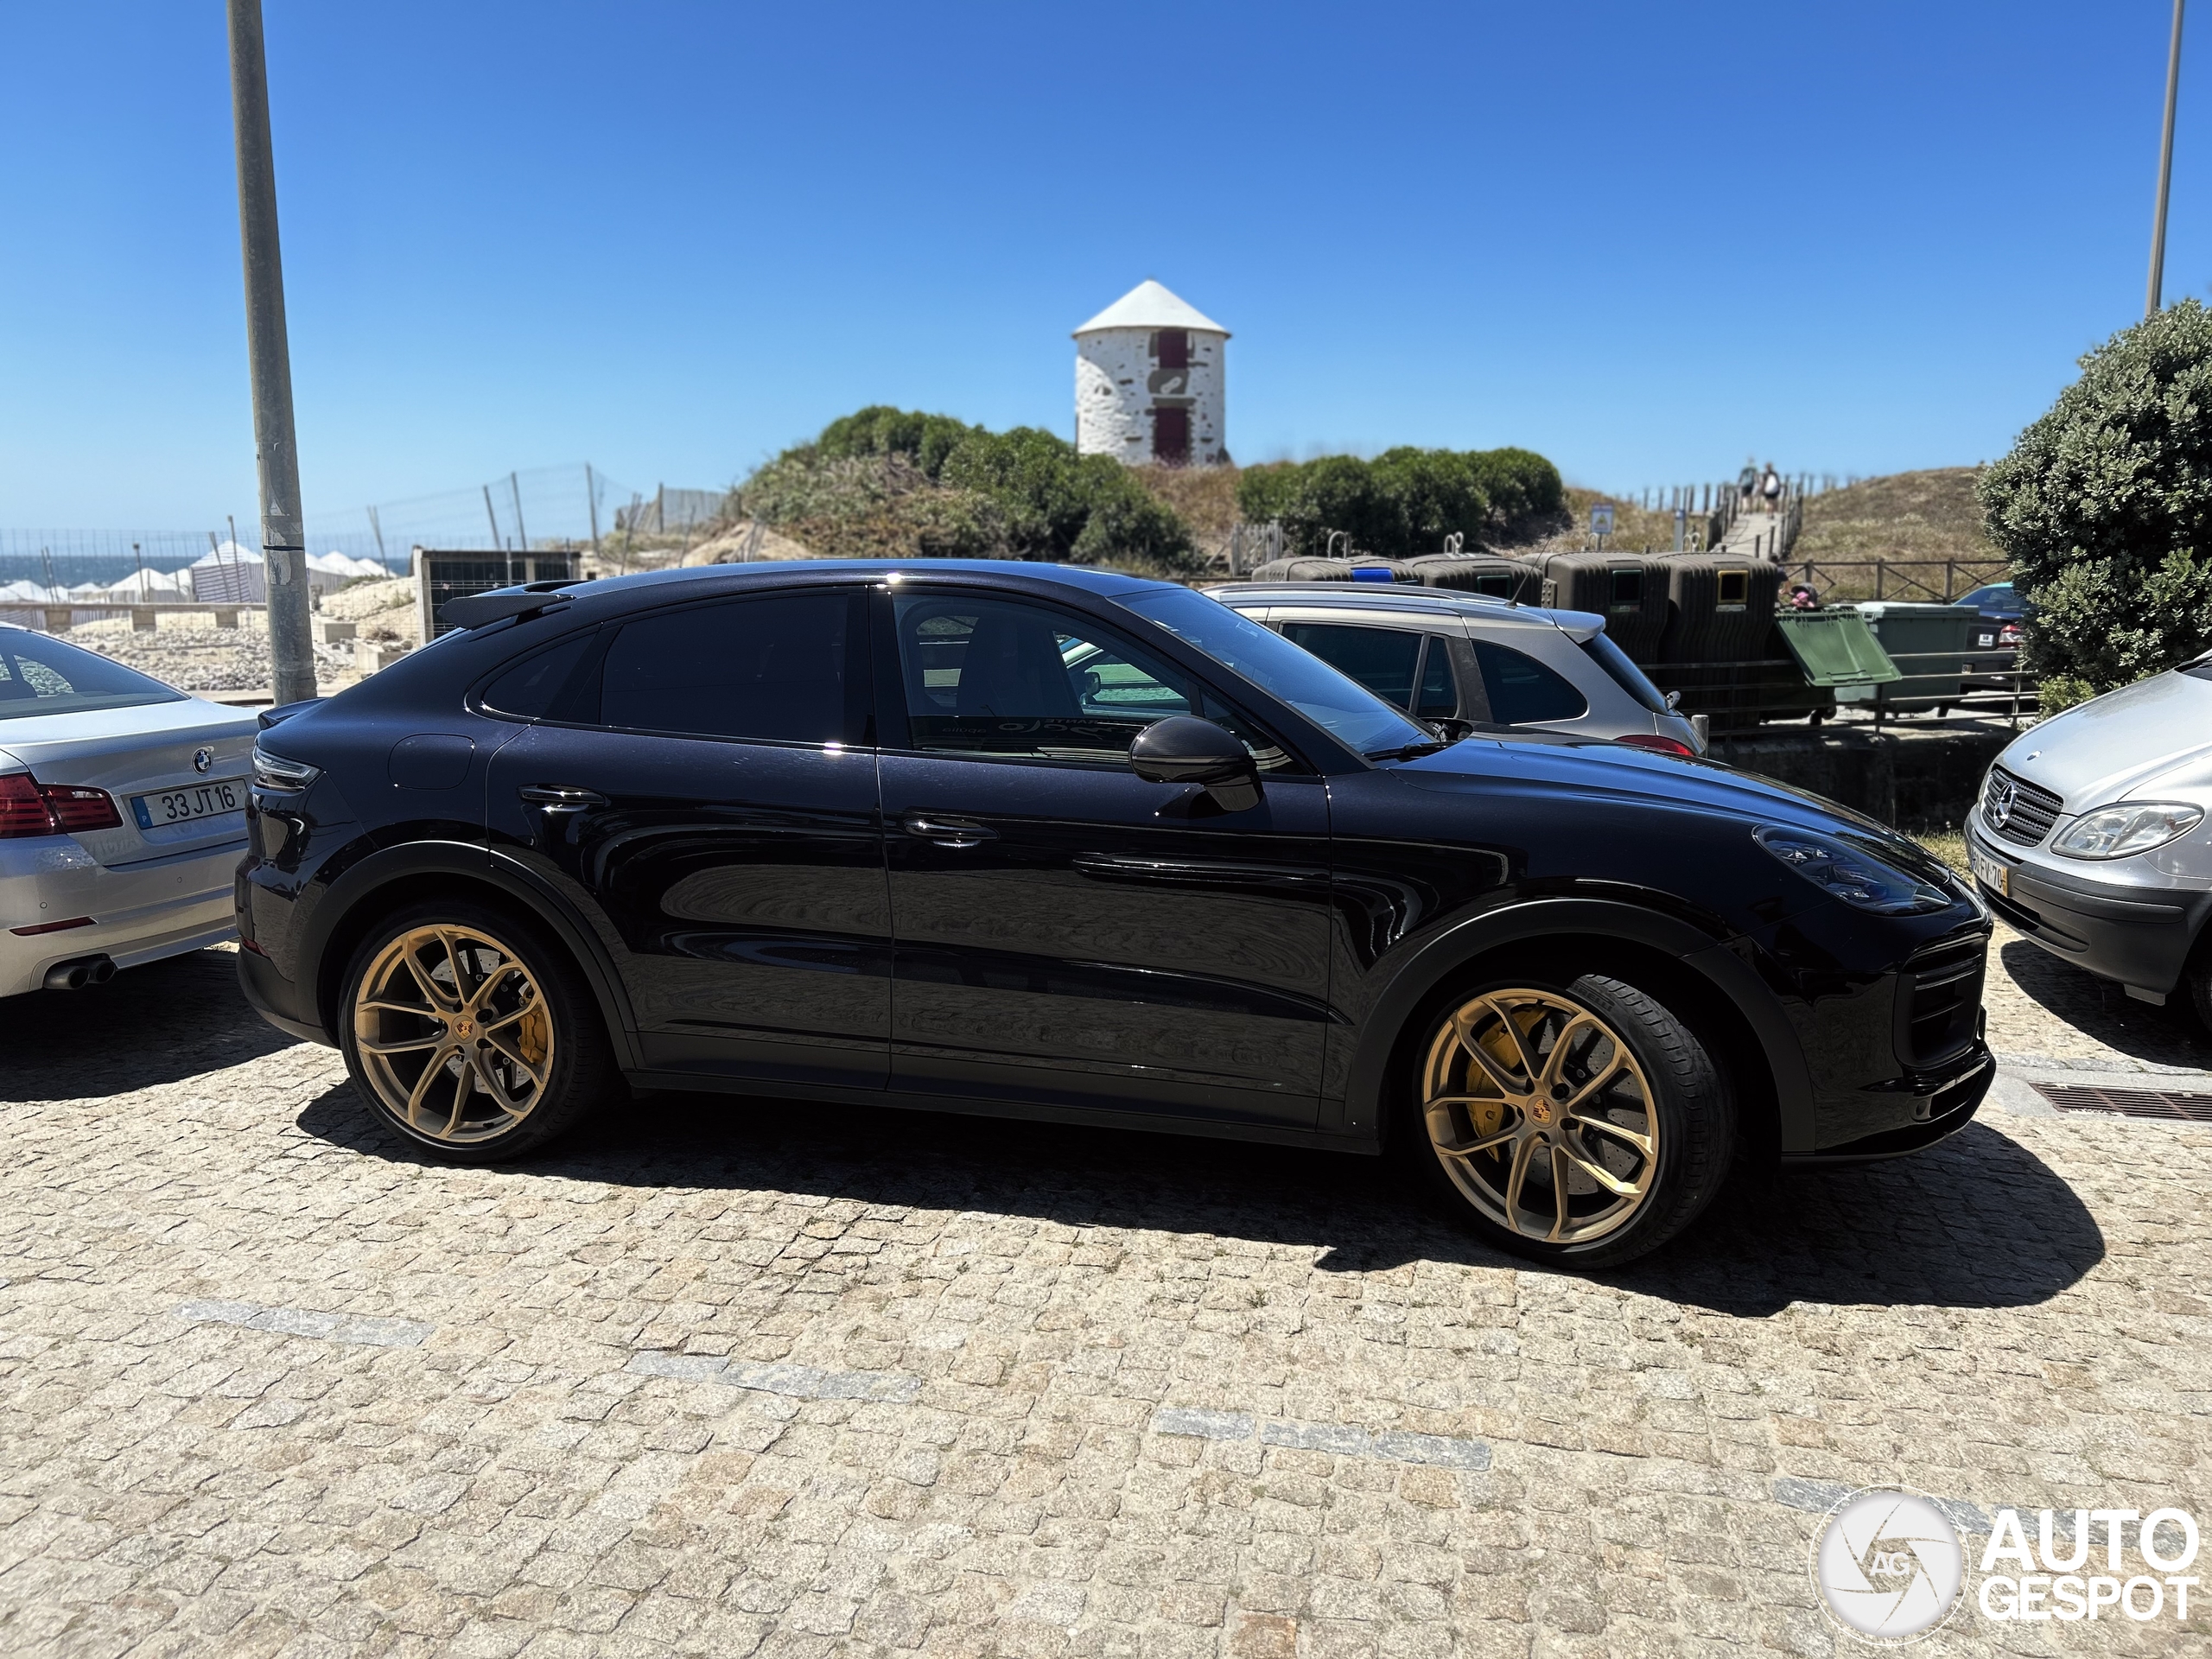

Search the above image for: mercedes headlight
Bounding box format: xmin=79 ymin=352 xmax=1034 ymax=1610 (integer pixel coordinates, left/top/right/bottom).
xmin=2050 ymin=801 xmax=2202 ymax=860
xmin=1753 ymin=825 xmax=1957 ymax=915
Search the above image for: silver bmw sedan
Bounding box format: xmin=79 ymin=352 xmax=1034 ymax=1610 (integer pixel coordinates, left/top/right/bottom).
xmin=0 ymin=624 xmax=259 ymax=996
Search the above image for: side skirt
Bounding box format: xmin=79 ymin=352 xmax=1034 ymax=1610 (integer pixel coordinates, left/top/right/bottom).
xmin=620 ymin=1069 xmax=1381 ymax=1155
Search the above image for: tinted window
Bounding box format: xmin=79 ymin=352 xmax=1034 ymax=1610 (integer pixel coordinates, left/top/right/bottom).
xmin=1416 ymin=636 xmax=1459 ymax=718
xmin=600 ymin=593 xmax=851 ymax=743
xmin=1279 ymin=623 xmax=1421 ymax=709
xmin=893 ymin=594 xmax=1293 ymax=770
xmin=1961 ymin=583 xmax=2023 ymax=615
xmin=0 ymin=629 xmax=183 ymax=721
xmin=480 ymin=632 xmax=595 ymax=719
xmin=1474 ymin=639 xmax=1588 ymax=723
xmin=1576 ymin=631 xmax=1670 ymax=715
xmin=1117 ymin=588 xmax=1430 ymax=757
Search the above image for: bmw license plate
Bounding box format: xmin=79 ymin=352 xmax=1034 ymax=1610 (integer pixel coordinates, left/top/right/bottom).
xmin=131 ymin=778 xmax=246 ymax=829
xmin=1967 ymin=841 xmax=2011 ymax=898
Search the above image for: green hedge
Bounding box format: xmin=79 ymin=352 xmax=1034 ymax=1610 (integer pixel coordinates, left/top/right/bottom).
xmin=1980 ymin=300 xmax=2212 ymax=698
xmin=1234 ymin=446 xmax=1562 ymax=557
xmin=739 ymin=408 xmax=1200 ymax=575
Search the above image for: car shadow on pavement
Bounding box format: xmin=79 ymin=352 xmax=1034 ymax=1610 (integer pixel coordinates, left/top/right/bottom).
xmin=1998 ymin=936 xmax=2210 ymax=1069
xmin=0 ymin=945 xmax=298 ymax=1102
xmin=296 ymin=1084 xmax=2102 ymax=1319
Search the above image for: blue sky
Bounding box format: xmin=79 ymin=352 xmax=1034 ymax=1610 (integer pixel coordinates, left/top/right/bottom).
xmin=0 ymin=2 xmax=2203 ymax=531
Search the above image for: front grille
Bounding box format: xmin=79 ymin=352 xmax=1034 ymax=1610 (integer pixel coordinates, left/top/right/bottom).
xmin=1982 ymin=766 xmax=2063 ymax=847
xmin=1900 ymin=936 xmax=1986 ymax=1065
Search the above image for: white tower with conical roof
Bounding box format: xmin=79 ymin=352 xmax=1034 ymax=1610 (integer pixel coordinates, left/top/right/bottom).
xmin=1073 ymin=280 xmax=1228 ymax=467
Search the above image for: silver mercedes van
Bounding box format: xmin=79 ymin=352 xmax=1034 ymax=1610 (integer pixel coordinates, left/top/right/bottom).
xmin=1966 ymin=654 xmax=2212 ymax=1020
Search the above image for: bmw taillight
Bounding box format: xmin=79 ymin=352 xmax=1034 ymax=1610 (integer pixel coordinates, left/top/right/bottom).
xmin=0 ymin=772 xmax=124 ymax=837
xmin=1614 ymin=734 xmax=1698 ymax=759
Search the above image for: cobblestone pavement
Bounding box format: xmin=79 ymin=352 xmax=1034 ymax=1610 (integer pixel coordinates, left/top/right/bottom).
xmin=3 ymin=946 xmax=2209 ymax=1657
xmin=1984 ymin=921 xmax=2212 ymax=1075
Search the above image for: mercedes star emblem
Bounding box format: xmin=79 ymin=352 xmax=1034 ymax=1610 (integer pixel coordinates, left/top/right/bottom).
xmin=1987 ymin=778 xmax=2014 ymax=830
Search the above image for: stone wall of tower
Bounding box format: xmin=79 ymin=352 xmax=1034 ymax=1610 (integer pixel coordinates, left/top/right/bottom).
xmin=1074 ymin=327 xmax=1227 ymax=467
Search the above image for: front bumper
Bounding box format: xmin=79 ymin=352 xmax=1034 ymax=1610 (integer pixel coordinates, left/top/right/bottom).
xmin=1783 ymin=1041 xmax=1993 ymax=1166
xmin=1966 ymin=820 xmax=2210 ymax=1001
xmin=0 ymin=834 xmax=244 ymax=997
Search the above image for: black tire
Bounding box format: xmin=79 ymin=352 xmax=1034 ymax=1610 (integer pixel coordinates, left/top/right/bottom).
xmin=1397 ymin=969 xmax=1733 ymax=1268
xmin=337 ymin=896 xmax=619 ymax=1162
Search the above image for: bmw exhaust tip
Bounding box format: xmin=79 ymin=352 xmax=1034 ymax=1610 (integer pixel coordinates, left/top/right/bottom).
xmin=43 ymin=954 xmax=117 ymax=991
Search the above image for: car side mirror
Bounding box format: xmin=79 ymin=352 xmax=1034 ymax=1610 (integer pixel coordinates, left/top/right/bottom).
xmin=1130 ymin=716 xmax=1262 ymax=813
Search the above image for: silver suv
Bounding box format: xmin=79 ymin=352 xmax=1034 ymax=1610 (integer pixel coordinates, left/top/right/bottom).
xmin=1206 ymin=582 xmax=1705 ymax=755
xmin=1967 ymin=655 xmax=2212 ymax=1020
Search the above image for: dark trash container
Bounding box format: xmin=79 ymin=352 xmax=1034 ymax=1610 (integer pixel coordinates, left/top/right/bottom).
xmin=1248 ymin=557 xmax=1422 ymax=585
xmin=1405 ymin=555 xmax=1541 ymax=602
xmin=1535 ymin=554 xmax=1669 ymax=663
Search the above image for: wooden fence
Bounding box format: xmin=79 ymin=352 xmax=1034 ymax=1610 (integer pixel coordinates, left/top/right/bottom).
xmin=1784 ymin=558 xmax=2008 ymax=603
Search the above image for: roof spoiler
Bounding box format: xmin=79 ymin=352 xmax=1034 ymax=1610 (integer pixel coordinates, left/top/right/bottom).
xmin=437 ymin=578 xmax=583 ymax=631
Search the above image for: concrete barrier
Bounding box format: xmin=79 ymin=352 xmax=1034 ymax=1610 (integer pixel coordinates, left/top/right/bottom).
xmin=1709 ymin=721 xmax=2015 ymax=830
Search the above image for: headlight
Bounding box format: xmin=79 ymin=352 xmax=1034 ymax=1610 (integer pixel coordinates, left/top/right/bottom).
xmin=251 ymin=744 xmax=321 ymax=792
xmin=2049 ymin=801 xmax=2202 ymax=860
xmin=1752 ymin=825 xmax=1957 ymax=915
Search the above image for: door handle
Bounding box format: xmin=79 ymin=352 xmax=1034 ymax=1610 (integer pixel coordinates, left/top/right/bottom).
xmin=518 ymin=784 xmax=607 ymax=813
xmin=901 ymin=813 xmax=996 ymax=848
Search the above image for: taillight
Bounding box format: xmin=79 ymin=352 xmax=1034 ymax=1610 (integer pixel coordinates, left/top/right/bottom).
xmin=1999 ymin=622 xmax=2024 ymax=645
xmin=0 ymin=772 xmax=124 ymax=837
xmin=1615 ymin=734 xmax=1697 ymax=758
xmin=0 ymin=775 xmax=48 ymax=836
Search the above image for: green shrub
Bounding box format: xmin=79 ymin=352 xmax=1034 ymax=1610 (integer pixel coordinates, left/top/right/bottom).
xmin=1230 ymin=447 xmax=1560 ymax=557
xmin=816 ymin=405 xmax=977 ymax=480
xmin=1370 ymin=448 xmax=1491 ymax=554
xmin=1980 ymin=300 xmax=2212 ymax=692
xmin=733 ymin=448 xmax=1014 ymax=560
xmin=939 ymin=426 xmax=1094 ymax=557
xmin=1235 ymin=462 xmax=1305 ymax=525
xmin=1468 ymin=447 xmax=1565 ymax=524
xmin=740 ymin=410 xmax=1201 ymax=575
xmin=1277 ymin=454 xmax=1401 ymax=557
xmin=2037 ymin=675 xmax=2095 ymax=716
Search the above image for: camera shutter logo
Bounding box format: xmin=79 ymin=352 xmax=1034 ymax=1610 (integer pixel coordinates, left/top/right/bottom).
xmin=194 ymin=747 xmax=214 ymax=774
xmin=1811 ymin=1488 xmax=1965 ymax=1643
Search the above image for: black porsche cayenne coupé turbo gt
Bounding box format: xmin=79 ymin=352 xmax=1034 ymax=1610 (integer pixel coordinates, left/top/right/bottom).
xmin=236 ymin=561 xmax=1993 ymax=1266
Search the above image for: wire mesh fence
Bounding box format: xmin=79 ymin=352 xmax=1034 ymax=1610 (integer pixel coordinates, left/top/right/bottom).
xmin=2 ymin=462 xmax=729 ymax=588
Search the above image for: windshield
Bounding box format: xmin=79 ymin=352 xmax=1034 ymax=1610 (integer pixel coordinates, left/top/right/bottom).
xmin=1118 ymin=588 xmax=1433 ymax=756
xmin=1577 ymin=630 xmax=1672 ymax=715
xmin=1961 ymin=583 xmax=2021 ymax=614
xmin=0 ymin=629 xmax=185 ymax=721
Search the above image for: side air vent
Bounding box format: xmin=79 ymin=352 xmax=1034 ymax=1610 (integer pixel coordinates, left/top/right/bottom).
xmin=1898 ymin=935 xmax=1986 ymax=1066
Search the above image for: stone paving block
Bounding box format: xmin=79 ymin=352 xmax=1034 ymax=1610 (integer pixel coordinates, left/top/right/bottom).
xmin=3 ymin=948 xmax=2210 ymax=1656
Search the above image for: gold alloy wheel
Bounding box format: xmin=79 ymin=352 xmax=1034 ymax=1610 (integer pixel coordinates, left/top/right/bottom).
xmin=1421 ymin=987 xmax=1659 ymax=1245
xmin=352 ymin=924 xmax=555 ymax=1144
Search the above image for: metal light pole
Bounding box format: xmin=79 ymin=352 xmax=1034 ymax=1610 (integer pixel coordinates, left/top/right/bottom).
xmin=226 ymin=0 xmax=315 ymax=704
xmin=2150 ymin=0 xmax=2187 ymax=316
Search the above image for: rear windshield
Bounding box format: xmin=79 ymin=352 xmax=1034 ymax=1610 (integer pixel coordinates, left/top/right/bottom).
xmin=1576 ymin=630 xmax=1672 ymax=715
xmin=0 ymin=630 xmax=185 ymax=721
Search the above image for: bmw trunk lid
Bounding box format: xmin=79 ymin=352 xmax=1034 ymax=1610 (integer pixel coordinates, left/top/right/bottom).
xmin=0 ymin=698 xmax=262 ymax=867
